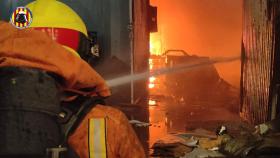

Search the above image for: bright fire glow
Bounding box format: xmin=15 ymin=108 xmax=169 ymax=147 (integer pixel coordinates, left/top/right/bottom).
xmin=149 ymin=58 xmax=153 ymax=64
xmin=149 ymin=76 xmax=156 ymax=83
xmin=149 ymin=58 xmax=154 ymax=70
xmin=150 ymin=33 xmax=162 ymax=55
xmin=149 ymin=83 xmax=155 ymax=89
xmin=149 ymin=106 xmax=155 ymax=110
xmin=149 ymin=99 xmax=157 ymax=106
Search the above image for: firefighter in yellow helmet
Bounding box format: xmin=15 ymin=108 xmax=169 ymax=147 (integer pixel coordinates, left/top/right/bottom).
xmin=26 ymin=0 xmax=91 ymax=59
xmin=0 ymin=0 xmax=145 ymax=158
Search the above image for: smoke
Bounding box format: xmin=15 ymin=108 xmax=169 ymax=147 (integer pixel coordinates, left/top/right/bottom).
xmin=107 ymin=56 xmax=240 ymax=87
xmin=150 ymin=0 xmax=243 ymax=88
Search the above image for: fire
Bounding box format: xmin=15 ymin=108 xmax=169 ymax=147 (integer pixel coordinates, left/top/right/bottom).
xmin=149 ymin=83 xmax=155 ymax=89
xmin=149 ymin=58 xmax=153 ymax=64
xmin=148 ymin=99 xmax=157 ymax=106
xmin=149 ymin=58 xmax=154 ymax=70
xmin=150 ymin=33 xmax=162 ymax=55
xmin=149 ymin=76 xmax=156 ymax=83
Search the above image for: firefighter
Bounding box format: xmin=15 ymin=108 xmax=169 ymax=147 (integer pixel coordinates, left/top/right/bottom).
xmin=0 ymin=0 xmax=145 ymax=158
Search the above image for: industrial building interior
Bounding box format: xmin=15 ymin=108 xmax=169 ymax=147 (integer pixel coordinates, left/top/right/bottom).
xmin=1 ymin=0 xmax=280 ymax=158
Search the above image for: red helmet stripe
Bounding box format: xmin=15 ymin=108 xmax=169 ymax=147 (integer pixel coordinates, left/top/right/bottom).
xmin=26 ymin=11 xmax=29 ymax=25
xmin=34 ymin=27 xmax=80 ymax=51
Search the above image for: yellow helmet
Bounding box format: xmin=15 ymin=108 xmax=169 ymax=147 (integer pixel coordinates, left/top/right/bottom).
xmin=26 ymin=0 xmax=89 ymax=57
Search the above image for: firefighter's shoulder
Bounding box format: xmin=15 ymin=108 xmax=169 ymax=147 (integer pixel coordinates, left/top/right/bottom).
xmin=89 ymin=104 xmax=128 ymax=124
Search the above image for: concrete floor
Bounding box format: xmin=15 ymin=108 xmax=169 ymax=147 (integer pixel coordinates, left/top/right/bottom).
xmin=148 ymin=95 xmax=250 ymax=148
xmin=147 ymin=56 xmax=252 ymax=156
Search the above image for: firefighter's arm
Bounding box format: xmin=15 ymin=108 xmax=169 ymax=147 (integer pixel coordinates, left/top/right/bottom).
xmin=116 ymin=111 xmax=146 ymax=158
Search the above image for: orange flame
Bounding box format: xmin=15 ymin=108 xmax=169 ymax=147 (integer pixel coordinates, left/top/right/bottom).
xmin=149 ymin=76 xmax=156 ymax=83
xmin=148 ymin=99 xmax=157 ymax=106
xmin=150 ymin=33 xmax=162 ymax=55
xmin=149 ymin=83 xmax=155 ymax=89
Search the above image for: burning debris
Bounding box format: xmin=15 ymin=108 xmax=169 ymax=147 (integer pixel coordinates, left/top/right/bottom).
xmin=164 ymin=50 xmax=239 ymax=110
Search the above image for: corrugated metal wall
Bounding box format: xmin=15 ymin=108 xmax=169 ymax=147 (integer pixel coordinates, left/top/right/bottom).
xmin=133 ymin=0 xmax=150 ymax=101
xmin=133 ymin=0 xmax=150 ymax=155
xmin=241 ymin=0 xmax=280 ymax=124
xmin=134 ymin=0 xmax=150 ymax=74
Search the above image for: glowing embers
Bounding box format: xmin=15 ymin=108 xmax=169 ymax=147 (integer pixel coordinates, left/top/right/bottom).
xmin=149 ymin=76 xmax=157 ymax=89
xmin=148 ymin=98 xmax=158 ymax=110
xmin=149 ymin=59 xmax=156 ymax=89
xmin=149 ymin=83 xmax=156 ymax=89
xmin=149 ymin=76 xmax=156 ymax=83
xmin=149 ymin=99 xmax=157 ymax=106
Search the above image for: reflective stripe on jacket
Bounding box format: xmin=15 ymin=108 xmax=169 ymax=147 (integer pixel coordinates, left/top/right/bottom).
xmin=69 ymin=105 xmax=145 ymax=158
xmin=88 ymin=118 xmax=107 ymax=158
xmin=0 ymin=21 xmax=146 ymax=158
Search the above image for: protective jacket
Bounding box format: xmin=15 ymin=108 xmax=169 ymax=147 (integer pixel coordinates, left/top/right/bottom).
xmin=0 ymin=22 xmax=145 ymax=158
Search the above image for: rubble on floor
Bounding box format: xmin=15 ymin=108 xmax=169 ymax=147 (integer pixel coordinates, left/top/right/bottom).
xmin=150 ymin=121 xmax=280 ymax=158
xmin=150 ymin=128 xmax=225 ymax=158
xmin=129 ymin=120 xmax=151 ymax=127
xmin=182 ymin=148 xmax=224 ymax=158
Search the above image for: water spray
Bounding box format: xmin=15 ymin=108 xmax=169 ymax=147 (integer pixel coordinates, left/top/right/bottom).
xmin=106 ymin=56 xmax=240 ymax=88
